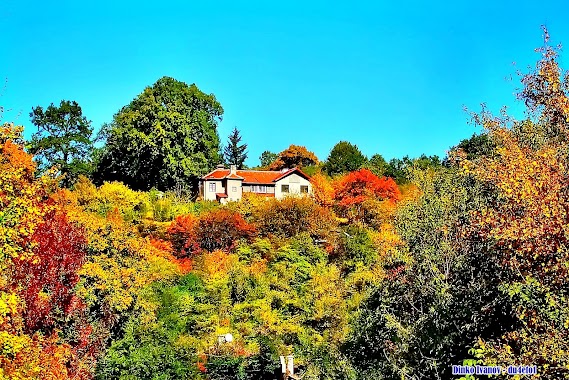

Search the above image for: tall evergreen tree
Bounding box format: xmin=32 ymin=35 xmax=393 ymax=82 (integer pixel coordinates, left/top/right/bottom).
xmin=28 ymin=100 xmax=94 ymax=187
xmin=223 ymin=127 xmax=248 ymax=168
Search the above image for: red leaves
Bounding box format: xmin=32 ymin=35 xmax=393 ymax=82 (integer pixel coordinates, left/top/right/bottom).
xmin=168 ymin=210 xmax=256 ymax=257
xmin=334 ymin=168 xmax=401 ymax=206
xmin=12 ymin=210 xmax=87 ymax=334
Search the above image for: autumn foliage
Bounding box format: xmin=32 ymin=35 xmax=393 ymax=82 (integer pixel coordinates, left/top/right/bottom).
xmin=169 ymin=209 xmax=256 ymax=256
xmin=268 ymin=144 xmax=319 ymax=170
xmin=12 ymin=210 xmax=87 ymax=334
xmin=334 ymin=168 xmax=401 ymax=206
xmin=6 ymin=29 xmax=569 ymax=379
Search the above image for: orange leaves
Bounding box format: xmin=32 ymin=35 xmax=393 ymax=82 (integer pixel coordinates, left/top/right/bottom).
xmin=201 ymin=250 xmax=238 ymax=279
xmin=169 ymin=210 xmax=256 ymax=257
xmin=268 ymin=144 xmax=319 ymax=170
xmin=168 ymin=214 xmax=199 ymax=256
xmin=334 ymin=169 xmax=401 ymax=207
xmin=310 ymin=173 xmax=335 ymax=207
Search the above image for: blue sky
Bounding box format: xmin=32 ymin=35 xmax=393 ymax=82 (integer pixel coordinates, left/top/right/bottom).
xmin=2 ymin=0 xmax=569 ymax=166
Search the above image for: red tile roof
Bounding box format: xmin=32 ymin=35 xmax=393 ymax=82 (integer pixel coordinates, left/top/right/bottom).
xmin=215 ymin=193 xmax=228 ymax=198
xmin=202 ymin=168 xmax=309 ymax=184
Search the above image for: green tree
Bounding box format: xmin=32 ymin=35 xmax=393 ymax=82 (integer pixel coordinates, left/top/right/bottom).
xmin=365 ymin=154 xmax=388 ymax=176
xmin=259 ymin=150 xmax=277 ymax=168
xmin=446 ymin=132 xmax=495 ymax=163
xmin=28 ymin=100 xmax=94 ymax=187
xmin=94 ymin=76 xmax=223 ymax=191
xmin=324 ymin=141 xmax=367 ymax=176
xmin=223 ymin=127 xmax=248 ymax=169
xmin=344 ymin=168 xmax=516 ymax=379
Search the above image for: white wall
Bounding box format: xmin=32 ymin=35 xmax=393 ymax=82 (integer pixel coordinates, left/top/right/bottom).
xmin=274 ymin=174 xmax=311 ymax=199
xmin=203 ymin=180 xmax=224 ymax=201
xmin=226 ymin=179 xmax=243 ymax=202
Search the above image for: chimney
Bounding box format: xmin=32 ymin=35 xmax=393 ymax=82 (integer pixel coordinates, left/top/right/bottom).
xmin=230 ymin=165 xmax=237 ymax=174
xmin=216 ymin=164 xmax=225 ymax=169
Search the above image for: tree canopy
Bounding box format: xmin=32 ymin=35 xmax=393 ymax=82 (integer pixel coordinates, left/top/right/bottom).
xmin=94 ymin=76 xmax=223 ymax=191
xmin=259 ymin=150 xmax=277 ymax=168
xmin=268 ymin=145 xmax=318 ymax=170
xmin=324 ymin=141 xmax=367 ymax=176
xmin=28 ymin=100 xmax=94 ymax=187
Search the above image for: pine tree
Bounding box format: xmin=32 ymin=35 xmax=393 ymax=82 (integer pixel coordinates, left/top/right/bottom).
xmin=223 ymin=127 xmax=248 ymax=168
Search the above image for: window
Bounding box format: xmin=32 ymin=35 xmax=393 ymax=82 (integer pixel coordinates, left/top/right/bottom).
xmin=209 ymin=182 xmax=216 ymax=192
xmin=281 ymin=185 xmax=289 ymax=193
xmin=232 ymin=186 xmax=237 ymax=192
xmin=300 ymin=185 xmax=309 ymax=193
xmin=251 ymin=185 xmax=266 ymax=193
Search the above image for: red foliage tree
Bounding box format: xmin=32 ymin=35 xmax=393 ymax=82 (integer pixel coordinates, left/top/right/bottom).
xmin=168 ymin=214 xmax=199 ymax=257
xmin=168 ymin=210 xmax=256 ymax=257
xmin=194 ymin=209 xmax=256 ymax=253
xmin=334 ymin=168 xmax=401 ymax=206
xmin=12 ymin=209 xmax=87 ymax=334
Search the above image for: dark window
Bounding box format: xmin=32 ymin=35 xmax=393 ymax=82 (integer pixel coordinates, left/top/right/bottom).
xmin=300 ymin=185 xmax=309 ymax=193
xmin=281 ymin=185 xmax=289 ymax=193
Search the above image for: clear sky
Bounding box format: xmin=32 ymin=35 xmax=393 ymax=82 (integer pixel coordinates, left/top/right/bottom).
xmin=2 ymin=0 xmax=569 ymax=166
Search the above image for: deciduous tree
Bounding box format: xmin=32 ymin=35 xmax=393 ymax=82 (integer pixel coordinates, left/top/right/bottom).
xmin=94 ymin=76 xmax=223 ymax=191
xmin=268 ymin=145 xmax=318 ymax=170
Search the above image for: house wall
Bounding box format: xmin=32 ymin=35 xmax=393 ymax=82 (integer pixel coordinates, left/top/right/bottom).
xmin=203 ymin=180 xmax=224 ymax=201
xmin=274 ymin=174 xmax=311 ymax=199
xmin=226 ymin=179 xmax=243 ymax=202
xmin=243 ymin=184 xmax=275 ymax=195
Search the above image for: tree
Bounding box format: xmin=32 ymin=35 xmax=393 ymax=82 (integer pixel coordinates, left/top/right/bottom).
xmin=344 ymin=168 xmax=515 ymax=380
xmin=334 ymin=169 xmax=401 ymax=223
xmin=28 ymin=100 xmax=94 ymax=187
xmin=268 ymin=145 xmax=318 ymax=170
xmin=334 ymin=169 xmax=401 ymax=207
xmin=94 ymin=76 xmax=223 ymax=191
xmin=447 ymin=132 xmax=495 ymax=162
xmin=223 ymin=127 xmax=248 ymax=168
xmin=259 ymin=150 xmax=277 ymax=168
xmin=324 ymin=141 xmax=367 ymax=176
xmin=456 ymin=31 xmax=569 ymax=376
xmin=365 ymin=154 xmax=388 ymax=176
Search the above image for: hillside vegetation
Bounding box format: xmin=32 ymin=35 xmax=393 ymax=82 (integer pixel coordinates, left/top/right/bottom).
xmin=1 ymin=35 xmax=569 ymax=379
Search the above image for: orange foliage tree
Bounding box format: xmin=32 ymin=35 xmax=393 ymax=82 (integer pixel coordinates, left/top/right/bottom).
xmin=310 ymin=173 xmax=335 ymax=208
xmin=459 ymin=29 xmax=569 ymax=375
xmin=268 ymin=144 xmax=319 ymax=170
xmin=0 ymin=123 xmax=93 ymax=379
xmin=333 ymin=168 xmax=400 ymax=223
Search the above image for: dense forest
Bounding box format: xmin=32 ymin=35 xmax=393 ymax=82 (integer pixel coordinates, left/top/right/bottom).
xmin=2 ymin=34 xmax=569 ymax=379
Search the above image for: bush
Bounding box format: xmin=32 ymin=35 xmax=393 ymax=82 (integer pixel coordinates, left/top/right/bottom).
xmin=168 ymin=210 xmax=256 ymax=257
xmin=73 ymin=176 xmax=150 ymax=222
xmin=252 ymin=196 xmax=337 ymax=242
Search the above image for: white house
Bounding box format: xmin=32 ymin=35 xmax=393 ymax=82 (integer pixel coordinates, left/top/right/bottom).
xmin=200 ymin=165 xmax=312 ymax=203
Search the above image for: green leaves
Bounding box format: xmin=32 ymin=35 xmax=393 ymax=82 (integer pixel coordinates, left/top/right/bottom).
xmin=94 ymin=77 xmax=223 ymax=191
xmin=28 ymin=100 xmax=94 ymax=187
